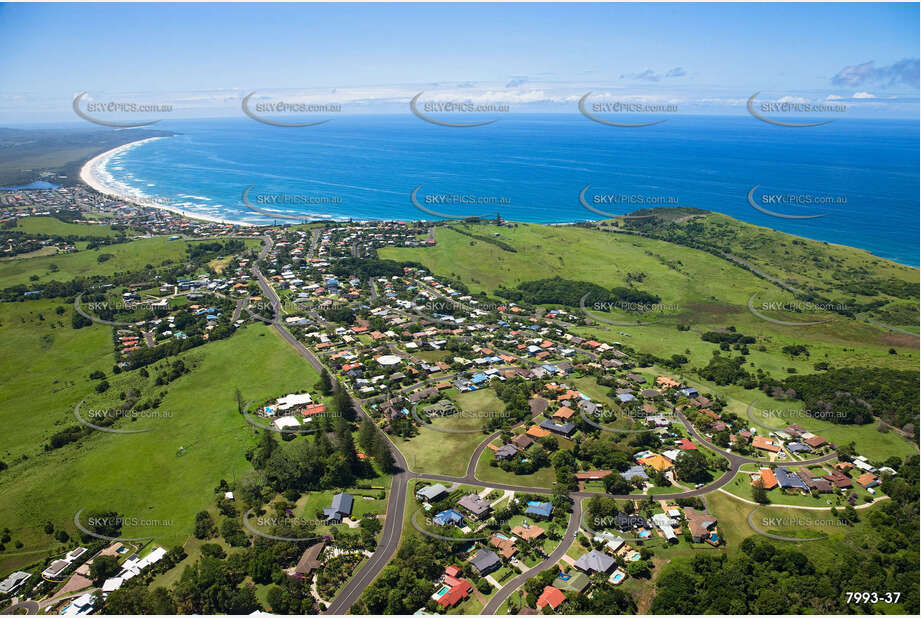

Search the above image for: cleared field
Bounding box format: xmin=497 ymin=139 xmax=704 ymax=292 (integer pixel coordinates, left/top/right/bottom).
xmin=14 ymin=216 xmax=125 ymax=238
xmin=0 ymin=235 xmax=259 ymax=288
xmin=0 ymin=324 xmax=318 ymax=574
xmin=380 ymin=223 xmax=919 ymax=376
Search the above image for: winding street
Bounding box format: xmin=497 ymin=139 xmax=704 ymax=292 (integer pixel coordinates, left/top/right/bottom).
xmin=249 ymin=234 xmax=853 ymax=615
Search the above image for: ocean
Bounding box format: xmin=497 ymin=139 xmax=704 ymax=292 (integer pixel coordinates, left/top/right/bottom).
xmin=99 ymin=115 xmax=919 ymax=266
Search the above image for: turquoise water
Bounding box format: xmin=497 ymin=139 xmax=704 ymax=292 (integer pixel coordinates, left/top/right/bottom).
xmin=104 ymin=115 xmax=919 ymax=265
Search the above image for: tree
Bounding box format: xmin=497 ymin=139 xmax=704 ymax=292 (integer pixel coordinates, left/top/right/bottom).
xmin=90 ymin=554 xmax=120 ymax=585
xmin=318 ymin=370 xmax=333 ymax=396
xmin=359 ymin=416 xmax=376 ymax=453
xmin=193 ymin=511 xmax=216 ymax=539
xmin=627 ymin=559 xmax=650 ymax=578
xmin=674 ymin=450 xmax=710 ymax=483
xmin=752 ymin=480 xmax=770 ymax=504
xmin=373 ymin=433 xmax=396 ymax=473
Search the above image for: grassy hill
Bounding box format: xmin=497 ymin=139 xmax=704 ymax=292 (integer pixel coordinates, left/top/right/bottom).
xmin=0 ymin=314 xmax=317 ymax=574
xmin=380 ymin=217 xmax=919 ymax=446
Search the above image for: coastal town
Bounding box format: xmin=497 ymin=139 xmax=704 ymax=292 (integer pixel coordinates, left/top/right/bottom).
xmin=0 ymin=181 xmax=911 ymax=617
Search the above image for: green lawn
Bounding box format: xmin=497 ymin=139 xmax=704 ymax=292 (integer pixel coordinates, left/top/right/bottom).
xmin=0 ymin=234 xmax=258 ymax=288
xmin=0 ymin=324 xmax=319 ymax=574
xmin=381 ymin=222 xmax=919 ymax=378
xmin=474 ymin=447 xmax=556 ymax=489
xmin=395 ymin=389 xmax=505 ymax=476
xmin=14 ymin=216 xmax=125 ymax=238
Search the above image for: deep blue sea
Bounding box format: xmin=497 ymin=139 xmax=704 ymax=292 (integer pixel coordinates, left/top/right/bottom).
xmin=102 ymin=115 xmax=919 ymax=266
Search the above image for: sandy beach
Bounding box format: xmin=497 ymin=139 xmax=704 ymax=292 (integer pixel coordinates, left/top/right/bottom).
xmin=79 ymin=137 xmax=255 ymax=227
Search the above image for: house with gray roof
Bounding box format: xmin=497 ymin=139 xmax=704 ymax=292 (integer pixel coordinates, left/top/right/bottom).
xmin=457 ymin=493 xmax=492 ymax=519
xmin=469 ymin=549 xmax=501 ymax=576
xmin=495 ymin=444 xmax=519 ymax=460
xmin=416 ymin=483 xmax=449 ymax=502
xmin=573 ymin=549 xmax=615 ymax=574
xmin=539 ymin=418 xmax=576 ymax=438
xmin=323 ymin=492 xmax=353 ymax=522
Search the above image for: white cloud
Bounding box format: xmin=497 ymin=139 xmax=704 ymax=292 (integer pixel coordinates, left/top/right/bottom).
xmin=852 ymin=91 xmax=876 ymax=99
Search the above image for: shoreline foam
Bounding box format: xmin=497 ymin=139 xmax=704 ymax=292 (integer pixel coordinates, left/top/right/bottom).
xmin=79 ymin=137 xmax=257 ymax=227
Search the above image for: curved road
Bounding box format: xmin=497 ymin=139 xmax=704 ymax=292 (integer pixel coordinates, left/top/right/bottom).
xmin=252 ymin=235 xmax=410 ymax=616
xmin=251 ymin=234 xmax=845 ymax=614
xmin=482 ymin=498 xmax=584 ymax=614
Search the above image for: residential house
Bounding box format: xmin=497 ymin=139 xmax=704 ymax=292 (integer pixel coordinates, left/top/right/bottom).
xmin=322 ymin=493 xmax=353 ymax=523
xmin=525 ymin=501 xmax=553 ymax=519
xmin=416 ymin=483 xmax=449 ymax=502
xmin=433 ymin=509 xmax=464 ymax=527
xmin=495 ymin=444 xmax=519 ymax=460
xmin=458 ymin=494 xmax=492 ymax=520
xmin=683 ymin=508 xmax=718 ymax=543
xmin=469 ymin=549 xmax=501 ymax=576
xmin=294 ymin=541 xmax=326 ymax=576
xmin=536 ymin=586 xmax=567 ymax=611
xmin=539 ymin=418 xmax=576 ymax=438
xmin=774 ymin=467 xmax=808 ymax=491
xmin=573 ymin=549 xmax=616 ymax=574
xmin=489 ymin=534 xmax=518 ymax=559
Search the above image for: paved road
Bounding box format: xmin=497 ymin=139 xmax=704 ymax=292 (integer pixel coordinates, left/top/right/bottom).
xmin=231 ymin=298 xmax=245 ymax=322
xmin=1 ymin=601 xmax=38 ymax=615
xmin=252 ymin=234 xmax=410 ymax=616
xmin=250 ymin=234 xmax=846 ymax=614
xmin=482 ymin=498 xmax=584 ymax=614
xmin=678 ymin=411 xmax=837 ymax=468
xmin=308 ymin=229 xmax=320 ymax=259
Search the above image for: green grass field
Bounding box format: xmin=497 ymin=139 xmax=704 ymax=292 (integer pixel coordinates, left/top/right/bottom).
xmin=474 ymin=447 xmax=557 ymax=489
xmin=0 ymin=323 xmax=319 ymax=574
xmin=14 ymin=216 xmax=125 ymax=238
xmin=380 ymin=223 xmax=919 ymax=378
xmin=0 ymin=233 xmax=259 ymax=288
xmin=394 ymin=388 xmax=505 ymax=476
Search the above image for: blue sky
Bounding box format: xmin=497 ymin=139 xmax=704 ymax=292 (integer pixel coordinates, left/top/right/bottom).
xmin=0 ymin=2 xmax=918 ymax=123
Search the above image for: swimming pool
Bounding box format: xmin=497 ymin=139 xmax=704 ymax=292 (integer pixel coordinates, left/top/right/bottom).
xmin=610 ymin=571 xmax=625 ymax=584
xmin=630 ymin=553 xmax=642 ymax=561
xmin=527 ymin=500 xmax=542 ymax=506
xmin=432 ymin=585 xmax=450 ymax=600
xmin=637 ymin=529 xmax=651 ymax=538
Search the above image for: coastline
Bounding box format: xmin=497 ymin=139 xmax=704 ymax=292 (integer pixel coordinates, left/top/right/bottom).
xmin=79 ymin=137 xmax=257 ymax=227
